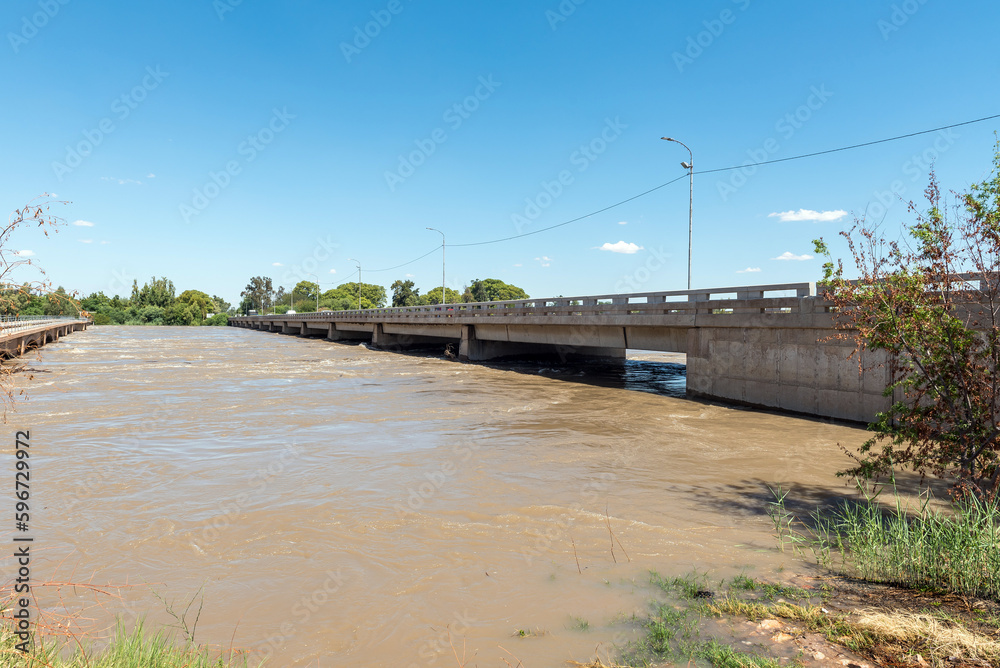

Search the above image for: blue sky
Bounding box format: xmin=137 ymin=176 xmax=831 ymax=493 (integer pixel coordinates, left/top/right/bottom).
xmin=3 ymin=1 xmax=999 ymax=305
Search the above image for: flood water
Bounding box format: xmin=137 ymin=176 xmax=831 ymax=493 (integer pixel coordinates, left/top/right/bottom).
xmin=7 ymin=326 xmax=868 ymax=666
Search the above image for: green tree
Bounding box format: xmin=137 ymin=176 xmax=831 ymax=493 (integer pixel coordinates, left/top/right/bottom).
xmin=293 ymin=281 xmax=320 ymax=305
xmin=81 ymin=291 xmax=111 ymax=312
xmin=176 ymin=290 xmax=214 ymax=321
xmin=163 ymin=302 xmax=196 ymax=326
xmin=320 ymin=282 xmax=387 ymax=310
xmin=134 ymin=277 xmax=175 ymax=308
xmin=422 ymin=286 xmax=462 ymax=305
xmin=466 ymin=278 xmax=529 ymax=303
xmin=44 ymin=286 xmax=79 ymax=316
xmin=815 ymin=143 xmax=1000 ymax=498
xmin=211 ymin=295 xmax=232 ymax=315
xmin=390 ymin=279 xmax=421 ymax=307
xmin=241 ymin=276 xmax=274 ymax=313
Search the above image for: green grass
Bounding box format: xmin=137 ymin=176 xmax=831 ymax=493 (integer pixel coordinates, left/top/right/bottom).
xmin=649 ymin=569 xmax=712 ymax=600
xmin=725 ymin=574 xmax=810 ymax=601
xmin=619 ymin=573 xmax=811 ymax=668
xmin=768 ymin=481 xmax=1000 ymax=600
xmin=0 ymin=619 xmax=261 ymax=668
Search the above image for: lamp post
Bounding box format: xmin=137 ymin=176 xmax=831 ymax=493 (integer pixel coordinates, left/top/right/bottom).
xmin=661 ymin=137 xmax=694 ymax=290
xmin=426 ymin=227 xmax=446 ymax=306
xmin=348 ymin=258 xmax=361 ymax=310
xmin=306 ymin=273 xmax=319 ymax=311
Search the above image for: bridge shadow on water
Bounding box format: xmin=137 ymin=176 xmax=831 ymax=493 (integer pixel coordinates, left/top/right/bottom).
xmin=480 ymin=356 xmax=688 ymax=398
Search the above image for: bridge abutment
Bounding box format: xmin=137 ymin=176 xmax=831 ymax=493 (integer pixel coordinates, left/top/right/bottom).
xmin=685 ymin=326 xmax=891 ymax=423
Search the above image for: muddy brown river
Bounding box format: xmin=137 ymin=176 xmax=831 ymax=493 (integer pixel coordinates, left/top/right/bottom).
xmin=8 ymin=326 xmax=868 ymax=666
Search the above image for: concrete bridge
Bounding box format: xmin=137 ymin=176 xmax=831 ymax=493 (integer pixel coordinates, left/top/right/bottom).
xmin=229 ymin=281 xmax=888 ymax=423
xmin=0 ymin=316 xmax=91 ymax=358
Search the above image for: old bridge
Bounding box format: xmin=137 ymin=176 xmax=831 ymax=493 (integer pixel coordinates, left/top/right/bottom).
xmin=229 ymin=281 xmax=889 ymax=423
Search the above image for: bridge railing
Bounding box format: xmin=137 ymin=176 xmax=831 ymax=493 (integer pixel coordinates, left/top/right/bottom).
xmin=0 ymin=315 xmax=86 ymax=335
xmin=232 ymin=282 xmax=823 ymax=321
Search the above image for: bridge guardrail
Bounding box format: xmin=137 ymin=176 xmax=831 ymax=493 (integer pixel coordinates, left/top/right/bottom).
xmin=0 ymin=315 xmax=88 ymax=336
xmin=232 ymin=282 xmax=821 ymax=322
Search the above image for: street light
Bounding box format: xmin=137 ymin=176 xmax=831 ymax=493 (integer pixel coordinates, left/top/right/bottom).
xmin=661 ymin=137 xmax=694 ymax=290
xmin=348 ymin=258 xmax=362 ymax=310
xmin=426 ymin=227 xmax=446 ymax=306
xmin=306 ymin=273 xmax=320 ymax=311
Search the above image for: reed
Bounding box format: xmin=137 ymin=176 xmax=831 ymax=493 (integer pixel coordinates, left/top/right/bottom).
xmin=768 ymin=481 xmax=1000 ymax=600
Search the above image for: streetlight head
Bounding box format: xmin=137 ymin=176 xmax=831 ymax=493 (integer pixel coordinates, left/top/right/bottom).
xmin=661 ymin=137 xmax=673 ymax=141
xmin=681 ymin=161 xmax=692 ymax=169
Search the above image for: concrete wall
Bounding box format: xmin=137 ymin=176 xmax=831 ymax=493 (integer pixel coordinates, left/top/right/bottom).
xmin=686 ymin=325 xmax=890 ymax=423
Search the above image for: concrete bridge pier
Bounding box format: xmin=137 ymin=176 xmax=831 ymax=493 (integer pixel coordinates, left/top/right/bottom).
xmin=325 ymin=323 xmax=373 ymax=343
xmin=300 ymin=323 xmax=328 ymax=338
xmin=371 ymin=324 xmax=456 ymax=352
xmin=458 ymin=325 xmax=625 ymax=362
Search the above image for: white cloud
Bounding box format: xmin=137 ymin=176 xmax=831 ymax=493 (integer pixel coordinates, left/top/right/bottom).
xmin=737 ymin=267 xmax=762 ymax=273
xmin=14 ymin=250 xmax=34 ymax=257
xmin=78 ymin=239 xmax=93 ymax=244
xmin=329 ymin=268 xmax=337 ymax=274
xmin=534 ymin=256 xmax=552 ymax=267
xmin=617 ymin=220 xmax=628 ymax=225
xmin=146 ymin=173 xmax=156 ymax=178
xmin=272 ymin=262 xmax=284 ymax=267
xmin=404 ymin=273 xmax=414 ymax=278
xmin=100 ymin=241 xmax=110 ymax=245
xmin=772 ymin=251 xmax=814 ymax=261
xmin=768 ymin=209 xmax=847 ymax=222
xmin=101 ymin=177 xmax=142 ymax=186
xmin=513 ymin=263 xmax=523 ymax=267
xmin=597 ymin=241 xmax=643 ymax=254
xmin=72 ymin=220 xmax=95 ymax=227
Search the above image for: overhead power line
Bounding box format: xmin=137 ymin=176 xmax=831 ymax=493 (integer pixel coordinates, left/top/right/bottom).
xmin=346 ymin=112 xmax=1000 ymax=275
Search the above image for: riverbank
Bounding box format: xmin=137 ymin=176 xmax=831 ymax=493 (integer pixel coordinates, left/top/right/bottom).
xmin=576 ymin=572 xmax=1000 ymax=668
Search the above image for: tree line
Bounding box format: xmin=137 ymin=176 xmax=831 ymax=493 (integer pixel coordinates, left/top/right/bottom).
xmin=77 ymin=277 xmax=233 ymax=326
xmin=240 ymin=277 xmax=529 ymax=314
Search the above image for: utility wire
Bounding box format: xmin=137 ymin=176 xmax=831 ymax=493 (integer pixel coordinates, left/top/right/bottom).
xmin=451 ymin=174 xmax=688 ymax=248
xmin=694 ymin=112 xmax=1000 ymax=175
xmin=338 ymin=112 xmax=1000 ymax=274
xmin=367 ymin=246 xmax=442 ymax=273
